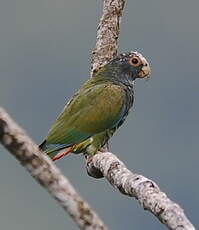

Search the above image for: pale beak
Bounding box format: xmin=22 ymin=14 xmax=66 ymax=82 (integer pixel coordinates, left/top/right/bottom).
xmin=138 ymin=62 xmax=151 ymax=79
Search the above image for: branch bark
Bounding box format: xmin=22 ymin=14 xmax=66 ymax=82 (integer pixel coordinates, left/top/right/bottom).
xmin=87 ymin=1 xmax=196 ymax=230
xmin=0 ymin=108 xmax=108 ymax=230
xmin=91 ymin=0 xmax=125 ymax=76
xmin=0 ymin=1 xmax=127 ymax=230
xmin=86 ymin=153 xmax=195 ymax=230
xmin=0 ymin=0 xmax=196 ymax=230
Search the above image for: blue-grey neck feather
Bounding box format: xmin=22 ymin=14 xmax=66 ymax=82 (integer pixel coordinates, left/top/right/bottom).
xmin=103 ymin=61 xmax=135 ymax=90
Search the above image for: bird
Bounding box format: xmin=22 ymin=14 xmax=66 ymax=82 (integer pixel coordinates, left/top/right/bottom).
xmin=39 ymin=51 xmax=151 ymax=161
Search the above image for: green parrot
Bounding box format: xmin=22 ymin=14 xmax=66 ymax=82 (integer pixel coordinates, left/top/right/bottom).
xmin=39 ymin=51 xmax=151 ymax=161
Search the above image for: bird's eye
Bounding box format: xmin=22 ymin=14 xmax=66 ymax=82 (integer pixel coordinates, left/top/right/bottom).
xmin=129 ymin=56 xmax=142 ymax=67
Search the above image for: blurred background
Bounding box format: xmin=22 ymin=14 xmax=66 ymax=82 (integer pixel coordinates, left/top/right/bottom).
xmin=0 ymin=0 xmax=199 ymax=229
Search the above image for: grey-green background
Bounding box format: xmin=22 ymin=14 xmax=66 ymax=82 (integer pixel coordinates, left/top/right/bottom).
xmin=0 ymin=0 xmax=198 ymax=229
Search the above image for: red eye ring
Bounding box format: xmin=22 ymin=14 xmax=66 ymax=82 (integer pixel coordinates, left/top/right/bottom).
xmin=129 ymin=56 xmax=142 ymax=67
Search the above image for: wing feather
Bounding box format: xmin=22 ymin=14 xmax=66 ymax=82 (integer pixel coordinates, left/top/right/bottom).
xmin=45 ymin=83 xmax=125 ymax=147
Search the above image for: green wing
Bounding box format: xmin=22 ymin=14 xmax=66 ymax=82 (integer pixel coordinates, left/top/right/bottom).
xmin=44 ymin=82 xmax=125 ymax=149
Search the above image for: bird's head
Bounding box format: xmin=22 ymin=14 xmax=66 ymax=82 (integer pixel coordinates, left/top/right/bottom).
xmin=107 ymin=51 xmax=151 ymax=83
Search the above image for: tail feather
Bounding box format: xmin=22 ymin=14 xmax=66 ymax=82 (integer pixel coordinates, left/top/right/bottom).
xmin=39 ymin=140 xmax=47 ymax=151
xmin=39 ymin=140 xmax=72 ymax=160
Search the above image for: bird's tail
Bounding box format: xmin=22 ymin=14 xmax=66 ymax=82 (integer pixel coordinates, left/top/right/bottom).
xmin=39 ymin=140 xmax=72 ymax=161
xmin=39 ymin=140 xmax=47 ymax=151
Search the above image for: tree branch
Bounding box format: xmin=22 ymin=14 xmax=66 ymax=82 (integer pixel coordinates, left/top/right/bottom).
xmin=0 ymin=0 xmax=195 ymax=230
xmin=0 ymin=1 xmax=127 ymax=230
xmin=91 ymin=0 xmax=125 ymax=76
xmin=86 ymin=1 xmax=196 ymax=230
xmin=0 ymin=108 xmax=108 ymax=230
xmin=86 ymin=153 xmax=195 ymax=230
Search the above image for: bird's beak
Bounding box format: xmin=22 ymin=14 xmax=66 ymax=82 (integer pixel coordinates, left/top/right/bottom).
xmin=138 ymin=60 xmax=151 ymax=79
